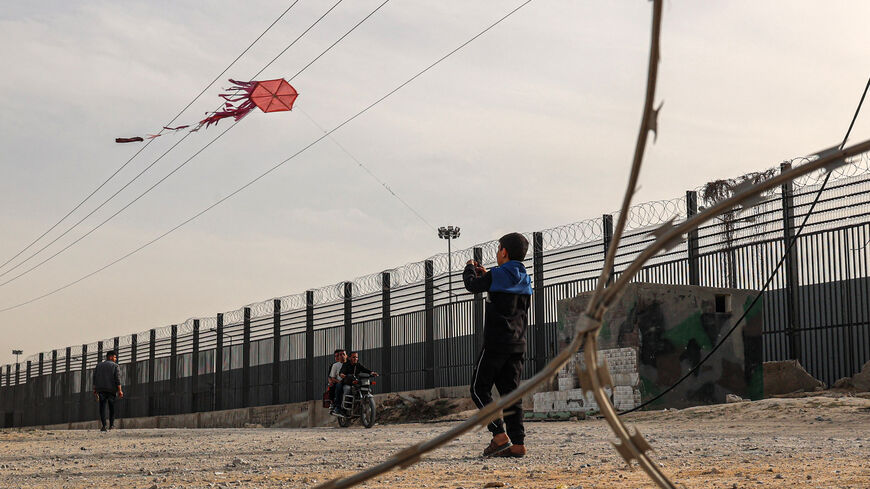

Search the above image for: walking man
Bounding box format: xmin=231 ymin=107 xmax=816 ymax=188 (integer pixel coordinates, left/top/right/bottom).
xmin=463 ymin=232 xmax=533 ymax=457
xmin=92 ymin=350 xmax=124 ymax=431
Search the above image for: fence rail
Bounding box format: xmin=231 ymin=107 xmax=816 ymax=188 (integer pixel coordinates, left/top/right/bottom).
xmin=2 ymin=153 xmax=870 ymax=427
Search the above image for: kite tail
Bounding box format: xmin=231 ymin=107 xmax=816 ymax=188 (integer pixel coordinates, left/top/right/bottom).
xmin=199 ymin=79 xmax=260 ymax=128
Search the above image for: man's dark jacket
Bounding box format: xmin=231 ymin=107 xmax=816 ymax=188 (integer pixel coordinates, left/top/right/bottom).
xmin=339 ymin=362 xmax=373 ymax=384
xmin=463 ymin=260 xmax=533 ymax=353
xmin=92 ymin=360 xmax=121 ymax=393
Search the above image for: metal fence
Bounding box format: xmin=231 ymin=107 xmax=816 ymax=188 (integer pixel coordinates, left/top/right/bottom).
xmin=2 ymin=152 xmax=870 ymax=427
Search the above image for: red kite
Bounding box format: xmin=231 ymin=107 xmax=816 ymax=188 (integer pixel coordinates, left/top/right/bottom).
xmin=116 ymin=78 xmax=298 ymax=143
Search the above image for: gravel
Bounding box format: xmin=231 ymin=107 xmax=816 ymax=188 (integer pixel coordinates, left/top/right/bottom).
xmin=0 ymin=396 xmax=868 ymax=488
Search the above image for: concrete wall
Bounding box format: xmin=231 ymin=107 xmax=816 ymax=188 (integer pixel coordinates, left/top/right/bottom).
xmin=552 ymin=283 xmax=764 ymax=411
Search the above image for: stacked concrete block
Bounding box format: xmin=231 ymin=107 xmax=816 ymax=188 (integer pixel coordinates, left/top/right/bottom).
xmin=534 ymin=346 xmax=642 ymax=413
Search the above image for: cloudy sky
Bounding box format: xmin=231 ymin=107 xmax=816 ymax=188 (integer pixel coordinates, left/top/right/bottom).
xmin=1 ymin=1 xmax=869 ymax=364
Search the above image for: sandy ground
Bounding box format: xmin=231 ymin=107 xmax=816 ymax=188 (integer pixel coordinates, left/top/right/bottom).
xmin=1 ymin=396 xmax=868 ymax=489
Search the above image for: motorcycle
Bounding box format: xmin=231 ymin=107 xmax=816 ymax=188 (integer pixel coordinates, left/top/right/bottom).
xmin=334 ymin=373 xmax=377 ymax=428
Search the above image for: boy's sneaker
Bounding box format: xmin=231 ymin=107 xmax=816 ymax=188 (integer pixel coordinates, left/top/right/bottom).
xmin=495 ymin=444 xmax=525 ymax=458
xmin=482 ymin=439 xmax=512 ymax=457
xmin=100 ymin=426 xmax=107 ymax=432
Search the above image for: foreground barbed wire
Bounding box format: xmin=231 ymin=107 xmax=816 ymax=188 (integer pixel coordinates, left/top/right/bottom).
xmin=315 ymin=1 xmax=672 ymax=487
xmin=313 ymin=1 xmax=870 ymax=487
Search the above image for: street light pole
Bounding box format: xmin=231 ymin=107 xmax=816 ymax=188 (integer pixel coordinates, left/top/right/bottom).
xmin=12 ymin=349 xmax=22 ymax=365
xmin=438 ymin=226 xmax=461 ymax=338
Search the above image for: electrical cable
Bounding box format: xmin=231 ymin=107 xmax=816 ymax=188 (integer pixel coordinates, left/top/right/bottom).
xmin=0 ymin=0 xmax=359 ymax=287
xmin=0 ymin=0 xmax=533 ymax=313
xmin=619 ymin=75 xmax=870 ymax=416
xmin=0 ymin=0 xmax=300 ymax=274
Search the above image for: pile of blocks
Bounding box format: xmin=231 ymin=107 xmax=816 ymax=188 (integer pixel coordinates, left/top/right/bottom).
xmin=533 ymin=347 xmax=642 ymax=414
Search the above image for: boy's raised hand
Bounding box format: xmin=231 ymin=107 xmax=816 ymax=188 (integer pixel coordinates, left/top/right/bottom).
xmin=466 ymin=260 xmax=486 ymax=275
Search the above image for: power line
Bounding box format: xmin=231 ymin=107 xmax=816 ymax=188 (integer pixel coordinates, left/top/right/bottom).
xmin=0 ymin=0 xmax=358 ymax=287
xmin=0 ymin=0 xmax=300 ymax=275
xmin=619 ymin=75 xmax=870 ymax=416
xmin=0 ymin=0 xmax=533 ymax=313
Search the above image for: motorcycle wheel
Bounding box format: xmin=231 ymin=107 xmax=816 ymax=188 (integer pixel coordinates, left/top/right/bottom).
xmin=361 ymin=397 xmax=376 ymax=428
xmin=337 ymin=414 xmax=351 ymax=428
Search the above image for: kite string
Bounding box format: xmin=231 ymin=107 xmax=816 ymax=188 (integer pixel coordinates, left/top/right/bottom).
xmin=0 ymin=0 xmax=301 ymax=275
xmin=0 ymin=0 xmax=533 ymax=314
xmin=0 ymin=0 xmax=362 ymax=288
xmin=298 ymin=107 xmax=436 ymax=231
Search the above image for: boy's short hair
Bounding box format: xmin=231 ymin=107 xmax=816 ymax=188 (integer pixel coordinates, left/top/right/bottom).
xmin=334 ymin=349 xmax=345 ymax=355
xmin=498 ymin=232 xmax=529 ymax=261
xmin=105 ymin=350 xmax=116 ymax=359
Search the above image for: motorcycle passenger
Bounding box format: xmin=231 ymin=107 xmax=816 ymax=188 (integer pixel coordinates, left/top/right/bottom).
xmin=335 ymin=351 xmax=377 ymax=416
xmin=328 ymin=349 xmax=347 ymax=414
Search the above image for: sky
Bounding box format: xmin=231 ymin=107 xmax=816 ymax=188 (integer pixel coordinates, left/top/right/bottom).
xmin=1 ymin=1 xmax=870 ymax=365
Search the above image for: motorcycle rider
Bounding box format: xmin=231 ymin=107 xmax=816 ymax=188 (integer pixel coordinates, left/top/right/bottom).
xmin=335 ymin=351 xmax=377 ymax=416
xmin=328 ymin=349 xmax=347 ymax=414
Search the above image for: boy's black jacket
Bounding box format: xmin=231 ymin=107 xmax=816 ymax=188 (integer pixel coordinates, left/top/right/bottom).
xmin=462 ymin=262 xmax=532 ymax=353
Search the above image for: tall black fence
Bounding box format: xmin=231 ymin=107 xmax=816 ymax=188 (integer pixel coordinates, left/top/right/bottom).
xmin=2 ymin=153 xmax=870 ymax=427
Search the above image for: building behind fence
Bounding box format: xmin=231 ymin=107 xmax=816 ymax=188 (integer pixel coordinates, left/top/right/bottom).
xmin=2 ymin=152 xmax=870 ymax=428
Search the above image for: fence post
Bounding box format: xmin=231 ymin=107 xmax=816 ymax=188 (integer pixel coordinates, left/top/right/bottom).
xmin=602 ymin=214 xmax=615 ymax=284
xmin=129 ymin=334 xmax=138 ymax=420
xmin=686 ymin=190 xmax=701 ymax=285
xmin=344 ymin=282 xmax=353 ymax=352
xmin=113 ymin=337 xmax=120 ymax=361
xmin=16 ymin=361 xmax=21 ymax=386
xmin=64 ymin=347 xmax=71 ymax=423
xmin=25 ymin=360 xmax=31 ymax=425
xmin=215 ymin=313 xmax=224 ymax=411
xmin=424 ymin=260 xmax=436 ymax=389
xmin=381 ymin=272 xmax=392 ymax=393
xmin=305 ymin=291 xmax=315 ymax=401
xmin=170 ymin=324 xmax=178 ymax=414
xmin=97 ymin=341 xmax=103 ymax=365
xmin=272 ymin=299 xmax=281 ymax=405
xmin=242 ymin=307 xmax=251 ymax=407
xmin=37 ymin=353 xmax=44 ymax=425
xmin=191 ymin=320 xmax=200 ymax=413
xmin=80 ymin=344 xmax=88 ymax=421
xmin=532 ymin=232 xmax=547 ymax=372
xmin=780 ymin=162 xmax=801 ymax=361
xmin=50 ymin=351 xmax=58 ymax=424
xmin=50 ymin=350 xmax=57 ymax=403
xmin=148 ymin=329 xmax=156 ymax=417
xmin=473 ymin=247 xmax=485 ymax=354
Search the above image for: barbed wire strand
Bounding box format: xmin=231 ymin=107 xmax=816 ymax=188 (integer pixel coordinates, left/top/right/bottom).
xmin=313 ymin=2 xmax=676 ymax=488
xmin=620 ymin=74 xmax=870 ymax=415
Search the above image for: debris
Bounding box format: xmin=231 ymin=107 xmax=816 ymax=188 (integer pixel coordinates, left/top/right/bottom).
xmin=725 ymin=394 xmax=746 ymax=403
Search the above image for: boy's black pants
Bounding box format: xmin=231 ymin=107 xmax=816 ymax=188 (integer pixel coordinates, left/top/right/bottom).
xmin=470 ymin=348 xmax=525 ymax=445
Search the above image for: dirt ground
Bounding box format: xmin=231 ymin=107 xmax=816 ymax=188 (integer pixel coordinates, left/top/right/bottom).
xmin=1 ymin=395 xmax=868 ymax=489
